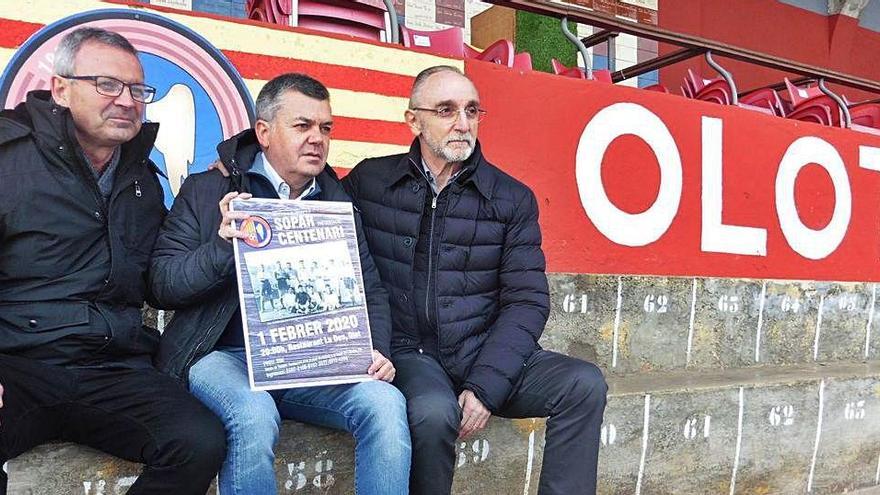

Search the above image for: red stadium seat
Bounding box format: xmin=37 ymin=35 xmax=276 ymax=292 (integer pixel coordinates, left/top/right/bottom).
xmin=401 ymin=25 xmax=464 ymax=57
xmin=642 ymin=83 xmax=669 ymax=93
xmin=783 ymin=78 xmax=843 ymax=127
xmin=841 ymin=96 xmax=880 ymax=131
xmin=467 ymin=39 xmax=514 ymax=66
xmin=551 ymin=58 xmax=586 ymax=79
xmin=592 ymin=69 xmax=613 ymax=83
xmin=297 ymin=0 xmax=388 ymax=40
xmin=512 ymin=52 xmax=533 ymax=70
xmin=686 ymin=68 xmax=732 ymax=105
xmin=551 ymin=59 xmax=611 ymax=82
xmin=248 ymin=5 xmax=269 ymax=22
xmin=400 ymin=26 xmax=531 ymax=70
xmin=739 ymin=87 xmax=786 ymax=117
xmin=247 ymin=0 xmax=282 ymax=23
xmin=851 ymin=106 xmax=880 ymax=127
xmin=684 ymin=59 xmax=781 ymax=116
xmin=681 ymin=83 xmax=694 ymax=98
xmin=246 ymin=0 xmax=391 ymax=41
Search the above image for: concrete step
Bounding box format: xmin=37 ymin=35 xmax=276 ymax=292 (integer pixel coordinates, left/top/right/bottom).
xmin=145 ymin=274 xmax=880 ymax=377
xmin=599 ymin=362 xmax=880 ymax=495
xmin=7 ymin=418 xmax=541 ymax=495
xmin=544 ymin=274 xmax=880 ymax=374
xmin=9 ymin=362 xmax=880 ymax=494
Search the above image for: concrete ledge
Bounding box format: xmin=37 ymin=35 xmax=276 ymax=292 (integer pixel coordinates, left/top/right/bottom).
xmin=9 ymin=366 xmax=880 ymax=494
xmin=7 ymin=418 xmax=546 ymax=495
xmin=544 ymin=274 xmax=880 ymax=374
xmin=146 ymin=275 xmax=880 ymax=379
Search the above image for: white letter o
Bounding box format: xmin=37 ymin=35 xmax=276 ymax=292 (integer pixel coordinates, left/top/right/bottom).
xmin=576 ymin=103 xmax=682 ymax=247
xmin=775 ymin=136 xmax=851 ymax=260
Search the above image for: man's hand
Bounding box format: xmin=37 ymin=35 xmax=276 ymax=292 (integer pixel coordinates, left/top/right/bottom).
xmin=208 ymin=159 xmax=231 ymax=177
xmin=218 ymin=191 xmax=253 ymax=242
xmin=458 ymin=390 xmax=490 ymax=439
xmin=368 ymin=350 xmax=395 ymax=382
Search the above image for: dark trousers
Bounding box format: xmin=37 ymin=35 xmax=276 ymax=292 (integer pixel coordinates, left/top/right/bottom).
xmin=394 ymin=349 xmax=607 ymax=495
xmin=0 ymin=353 xmax=226 ymax=495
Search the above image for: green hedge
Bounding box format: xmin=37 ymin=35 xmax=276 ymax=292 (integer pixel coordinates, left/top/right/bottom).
xmin=514 ymin=11 xmax=577 ymax=73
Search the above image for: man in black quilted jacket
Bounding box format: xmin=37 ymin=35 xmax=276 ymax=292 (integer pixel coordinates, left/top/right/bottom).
xmin=0 ymin=27 xmax=225 ymax=494
xmin=343 ymin=65 xmax=608 ymax=495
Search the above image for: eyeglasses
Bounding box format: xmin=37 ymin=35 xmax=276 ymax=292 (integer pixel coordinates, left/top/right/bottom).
xmin=60 ymin=75 xmax=157 ymax=104
xmin=410 ymin=105 xmax=487 ymax=123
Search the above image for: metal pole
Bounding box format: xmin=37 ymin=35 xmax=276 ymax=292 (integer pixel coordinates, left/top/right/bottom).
xmin=382 ymin=0 xmax=399 ymax=44
xmin=561 ymin=16 xmax=593 ymax=78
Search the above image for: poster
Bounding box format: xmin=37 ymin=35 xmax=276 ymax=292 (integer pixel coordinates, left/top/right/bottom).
xmin=231 ymin=198 xmax=374 ymax=391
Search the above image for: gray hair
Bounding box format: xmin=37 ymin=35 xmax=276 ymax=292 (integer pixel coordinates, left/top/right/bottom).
xmin=409 ymin=65 xmax=467 ymax=108
xmin=255 ymin=73 xmax=330 ymax=122
xmin=53 ymin=27 xmax=139 ymax=77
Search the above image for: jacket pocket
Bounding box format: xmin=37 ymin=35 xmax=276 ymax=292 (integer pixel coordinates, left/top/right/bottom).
xmin=0 ymin=301 xmax=89 ymax=332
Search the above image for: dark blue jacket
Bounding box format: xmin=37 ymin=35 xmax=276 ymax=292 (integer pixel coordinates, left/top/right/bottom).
xmin=343 ymin=139 xmax=550 ymax=412
xmin=150 ymin=129 xmax=392 ymax=382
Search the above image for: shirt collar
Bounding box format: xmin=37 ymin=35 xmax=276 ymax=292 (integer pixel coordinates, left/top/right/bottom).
xmin=421 ymin=157 xmax=463 ymax=195
xmin=80 ymin=146 xmax=120 ymax=201
xmin=251 ymin=152 xmax=318 ymax=200
xmin=384 ymin=139 xmax=492 ymax=200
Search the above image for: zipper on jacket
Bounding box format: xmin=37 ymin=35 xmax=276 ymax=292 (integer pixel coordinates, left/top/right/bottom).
xmin=408 ymin=155 xmax=449 ymax=366
xmin=109 ymin=179 xmax=139 ymax=206
xmin=427 ymin=191 xmax=452 ymax=375
xmin=425 ymin=193 xmax=437 ymax=324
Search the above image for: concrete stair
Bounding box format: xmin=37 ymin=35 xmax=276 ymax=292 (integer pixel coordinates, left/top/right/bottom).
xmin=8 ymin=274 xmax=880 ymax=494
xmin=599 ymin=363 xmax=880 ymax=494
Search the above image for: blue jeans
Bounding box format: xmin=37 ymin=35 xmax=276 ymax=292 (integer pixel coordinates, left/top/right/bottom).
xmin=189 ymin=347 xmax=411 ymax=495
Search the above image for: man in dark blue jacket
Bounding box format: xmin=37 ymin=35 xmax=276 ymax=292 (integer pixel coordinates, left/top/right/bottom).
xmin=344 ymin=65 xmax=607 ymax=495
xmin=150 ymin=73 xmax=410 ymax=495
xmin=0 ymin=27 xmax=225 ymax=494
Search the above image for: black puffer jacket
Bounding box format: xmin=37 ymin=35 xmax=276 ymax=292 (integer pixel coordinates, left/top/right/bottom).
xmin=343 ymin=139 xmax=549 ymax=412
xmin=151 ymin=129 xmax=392 ymax=382
xmin=0 ymin=90 xmax=165 ymax=365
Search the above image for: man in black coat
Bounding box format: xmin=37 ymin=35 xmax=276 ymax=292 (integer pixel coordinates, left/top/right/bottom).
xmin=344 ymin=65 xmax=608 ymax=495
xmin=0 ymin=27 xmax=225 ymax=494
xmin=149 ymin=73 xmax=411 ymax=495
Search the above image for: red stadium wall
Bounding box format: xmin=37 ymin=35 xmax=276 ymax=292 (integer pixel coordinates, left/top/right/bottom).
xmin=467 ymin=59 xmax=880 ymax=281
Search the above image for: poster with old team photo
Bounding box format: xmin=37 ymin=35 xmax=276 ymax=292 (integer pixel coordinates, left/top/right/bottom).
xmin=231 ymin=198 xmax=374 ymax=391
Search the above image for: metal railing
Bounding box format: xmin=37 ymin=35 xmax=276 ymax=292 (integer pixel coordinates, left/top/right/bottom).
xmin=490 ymin=0 xmax=880 ymax=94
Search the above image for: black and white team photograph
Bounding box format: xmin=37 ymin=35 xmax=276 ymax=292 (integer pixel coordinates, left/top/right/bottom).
xmin=243 ymin=240 xmax=364 ymax=324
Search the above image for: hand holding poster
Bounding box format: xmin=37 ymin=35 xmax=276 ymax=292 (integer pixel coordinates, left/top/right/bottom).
xmin=231 ymin=198 xmax=374 ymax=390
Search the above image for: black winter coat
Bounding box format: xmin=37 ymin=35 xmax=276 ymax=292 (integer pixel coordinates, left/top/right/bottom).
xmin=343 ymin=139 xmax=550 ymax=412
xmin=151 ymin=129 xmax=392 ymax=382
xmin=0 ymin=90 xmax=166 ymax=365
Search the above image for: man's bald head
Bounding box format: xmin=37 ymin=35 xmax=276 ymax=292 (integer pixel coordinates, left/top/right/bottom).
xmin=409 ymin=65 xmax=478 ymax=109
